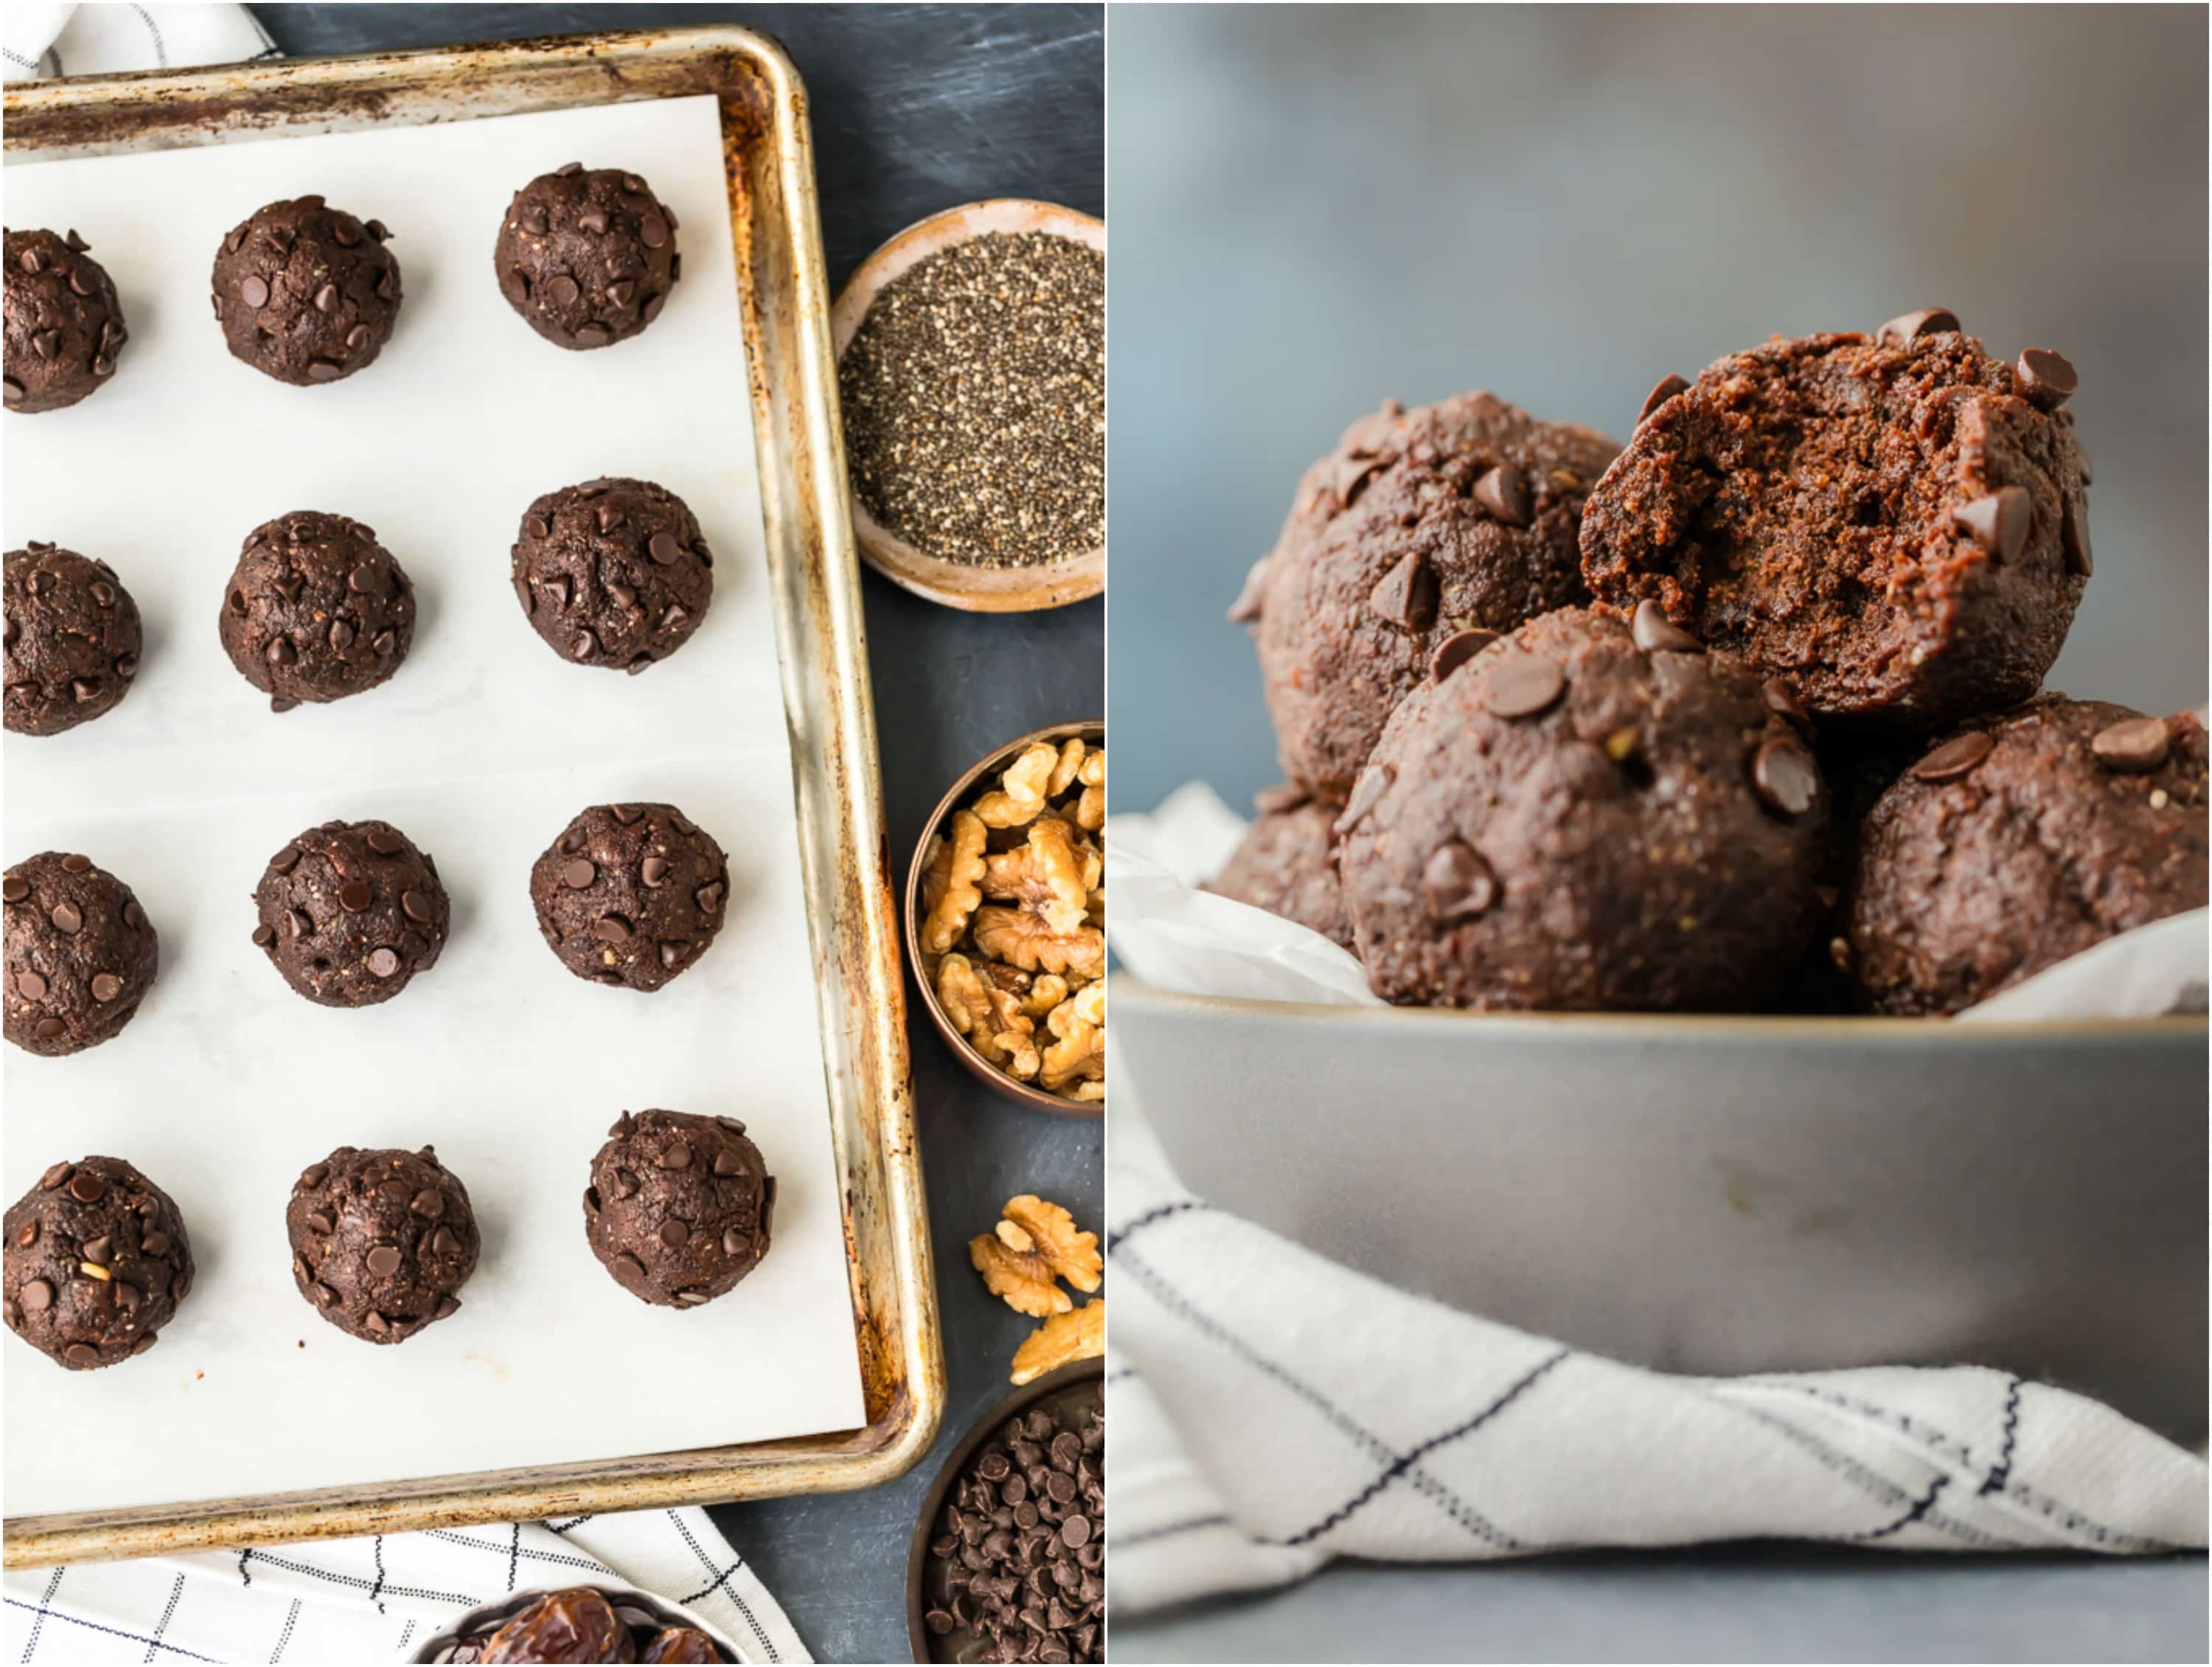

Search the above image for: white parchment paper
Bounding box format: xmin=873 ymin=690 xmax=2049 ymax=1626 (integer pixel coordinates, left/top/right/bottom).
xmin=2 ymin=96 xmax=866 ymax=1516
xmin=1109 ymin=781 xmax=2210 ymax=1019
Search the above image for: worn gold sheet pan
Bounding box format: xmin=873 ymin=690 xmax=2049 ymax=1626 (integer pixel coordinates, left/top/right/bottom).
xmin=1 ymin=26 xmax=942 ymax=1567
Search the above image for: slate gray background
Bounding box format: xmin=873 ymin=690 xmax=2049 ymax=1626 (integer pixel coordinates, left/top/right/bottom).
xmin=250 ymin=7 xmax=1102 ymax=1663
xmin=1111 ymin=3 xmax=2211 ymax=815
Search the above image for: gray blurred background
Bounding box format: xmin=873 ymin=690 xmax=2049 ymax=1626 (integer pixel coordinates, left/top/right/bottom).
xmin=1109 ymin=4 xmax=2209 ymax=815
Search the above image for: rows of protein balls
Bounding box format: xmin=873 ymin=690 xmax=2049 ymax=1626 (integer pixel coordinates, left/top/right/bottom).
xmin=5 ymin=478 xmax=713 ymax=736
xmin=4 ymin=163 xmax=683 ymax=412
xmin=3 ymin=804 xmax=729 ymax=1058
xmin=4 ymin=1109 xmax=776 ymax=1372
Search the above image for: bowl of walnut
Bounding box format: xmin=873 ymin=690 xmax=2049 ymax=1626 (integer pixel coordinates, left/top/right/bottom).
xmin=908 ymin=720 xmax=1105 ymax=1116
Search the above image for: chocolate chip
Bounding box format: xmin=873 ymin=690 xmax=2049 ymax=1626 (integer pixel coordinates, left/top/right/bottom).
xmin=365 ymin=1245 xmax=403 ymax=1277
xmin=1481 ymin=652 xmax=1565 ymax=719
xmin=2015 ymin=348 xmax=2078 ymax=410
xmin=141 ymin=1231 xmax=170 ymax=1257
xmin=431 ymin=1226 xmax=461 ymax=1257
xmin=20 ymin=1280 xmax=52 ymax=1312
xmin=1878 ymin=307 xmax=1959 ymax=344
xmin=2091 ymin=716 xmax=2171 ymax=773
xmin=2 ymin=878 xmax=27 ymax=903
xmin=68 ymin=1169 xmax=106 ymax=1203
xmin=658 ymin=1142 xmax=693 ymax=1171
xmin=2061 ymin=492 xmax=2093 ymax=577
xmin=90 ymin=973 xmax=123 ymax=1002
xmin=49 ymin=902 xmax=82 ymax=934
xmin=400 ymin=890 xmax=434 ymax=923
xmin=366 ymin=947 xmax=401 ymax=978
xmin=1911 ymin=730 xmax=1995 ymax=784
xmin=1422 ymin=841 xmax=1497 ymax=923
xmin=16 ymin=971 xmax=47 ymax=1000
xmin=434 ymin=1295 xmax=460 ymax=1319
xmin=1630 ymin=599 xmax=1700 ymax=653
xmin=641 ymin=215 xmax=670 ymax=249
xmin=1335 ymin=763 xmax=1394 ymax=835
xmin=1764 ymin=679 xmax=1812 ymax=733
xmin=39 ymin=1163 xmax=72 ymax=1191
xmin=571 ymin=629 xmax=599 ymax=660
xmin=307 ymin=359 xmax=345 ymax=381
xmin=287 ymin=908 xmax=313 ymax=939
xmin=1227 ymin=554 xmax=1270 ymax=624
xmin=1638 ymin=374 xmax=1689 ymax=424
xmin=658 ymin=940 xmax=688 ymax=969
xmin=1470 ymin=464 xmax=1533 ymax=526
xmin=695 ymin=882 xmax=724 ymax=914
xmin=563 ymin=858 xmax=597 ymax=890
xmin=240 ymin=274 xmax=271 ymax=309
xmin=307 ymin=1211 xmax=334 ymax=1236
xmin=33 ymin=1017 xmax=65 ymax=1040
xmin=591 ymin=913 xmax=631 ymax=943
xmin=336 ymin=882 xmax=372 ymax=914
xmin=1752 ymin=737 xmax=1820 ymax=818
xmin=658 ymin=1219 xmax=691 ymax=1250
xmin=266 ymin=635 xmax=297 ymax=668
xmin=1952 ymin=487 xmax=2031 ymax=562
xmin=648 ymin=530 xmax=681 ymax=565
xmin=63 ymin=1343 xmax=100 ymax=1368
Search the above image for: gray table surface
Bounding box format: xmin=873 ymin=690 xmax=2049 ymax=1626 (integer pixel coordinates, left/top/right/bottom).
xmin=250 ymin=8 xmax=1102 ymax=1663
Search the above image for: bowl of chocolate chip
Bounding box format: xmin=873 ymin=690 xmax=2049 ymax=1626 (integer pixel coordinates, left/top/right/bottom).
xmin=908 ymin=721 xmax=1106 ymax=1116
xmin=414 ymin=1582 xmax=735 ymax=1663
xmin=906 ymin=1357 xmax=1105 ymax=1664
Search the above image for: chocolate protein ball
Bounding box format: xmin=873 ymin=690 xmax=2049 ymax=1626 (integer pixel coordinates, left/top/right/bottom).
xmin=251 ymin=819 xmax=448 ymax=1008
xmin=584 ymin=1110 xmax=774 ymax=1309
xmin=3 ymin=228 xmax=127 ymax=413
xmin=1208 ymin=787 xmax=1354 ymax=950
xmin=211 ymin=195 xmax=400 ymax=386
xmin=1581 ymin=313 xmax=2091 ymax=733
xmin=494 ymin=163 xmax=681 ymax=350
xmin=1847 ymin=696 xmax=2209 ymax=1016
xmin=511 ymin=477 xmax=713 ymax=675
xmin=1338 ymin=605 xmax=1832 ymax=1011
xmin=4 ymin=852 xmax=159 ymax=1056
xmin=1245 ymin=392 xmax=1621 ymax=804
xmin=219 ymin=510 xmax=415 ymax=711
xmin=287 ymin=1146 xmax=478 ymax=1344
xmin=4 ymin=543 xmax=142 ymax=737
xmin=529 ymin=803 xmax=728 ymax=991
xmin=4 ymin=1156 xmax=192 ymax=1369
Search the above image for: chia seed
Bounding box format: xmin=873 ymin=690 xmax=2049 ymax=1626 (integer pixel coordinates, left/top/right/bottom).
xmin=839 ymin=230 xmax=1104 ymax=569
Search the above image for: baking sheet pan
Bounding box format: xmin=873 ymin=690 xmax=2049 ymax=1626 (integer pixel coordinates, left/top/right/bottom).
xmin=4 ymin=28 xmax=940 ymax=1565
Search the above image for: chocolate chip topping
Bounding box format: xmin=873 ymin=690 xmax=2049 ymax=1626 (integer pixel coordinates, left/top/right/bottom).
xmin=287 ymin=1146 xmax=476 ymax=1345
xmin=1480 ymin=652 xmax=1566 ymax=719
xmin=1877 ymin=307 xmax=1960 ymax=344
xmin=2091 ymin=716 xmax=2171 ymax=773
xmin=1630 ymin=598 xmax=1701 ymax=654
xmin=2014 ymin=347 xmax=2079 ymax=411
xmin=1951 ymin=487 xmax=2032 ymax=562
xmin=1910 ymin=730 xmax=1996 ymax=784
xmin=1752 ymin=737 xmax=1820 ymax=818
xmin=1638 ymin=373 xmax=1689 ymax=424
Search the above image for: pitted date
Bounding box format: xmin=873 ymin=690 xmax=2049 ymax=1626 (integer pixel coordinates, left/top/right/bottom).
xmin=481 ymin=1588 xmax=639 ymax=1663
xmin=641 ymin=1628 xmax=723 ymax=1663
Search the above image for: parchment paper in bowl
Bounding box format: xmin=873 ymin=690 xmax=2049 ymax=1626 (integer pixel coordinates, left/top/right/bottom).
xmin=2 ymin=95 xmax=865 ymax=1517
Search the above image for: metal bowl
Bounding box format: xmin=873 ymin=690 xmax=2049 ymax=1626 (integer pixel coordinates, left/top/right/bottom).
xmin=907 ymin=720 xmax=1105 ymax=1117
xmin=411 ymin=1581 xmax=738 ymax=1662
xmin=904 ymin=1358 xmax=1105 ymax=1663
xmin=1112 ymin=977 xmax=2209 ymax=1442
xmin=831 ymin=198 xmax=1105 ymax=613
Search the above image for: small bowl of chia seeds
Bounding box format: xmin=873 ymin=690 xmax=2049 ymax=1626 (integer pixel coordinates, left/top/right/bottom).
xmin=832 ymin=199 xmax=1105 ymax=613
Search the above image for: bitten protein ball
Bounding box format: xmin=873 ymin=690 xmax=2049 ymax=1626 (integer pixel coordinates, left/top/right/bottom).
xmin=1848 ymin=696 xmax=2210 ymax=1015
xmin=510 ymin=477 xmax=713 ymax=675
xmin=4 ymin=543 xmax=142 ymax=737
xmin=1338 ymin=606 xmax=1832 ymax=1011
xmin=1208 ymin=786 xmax=1353 ymax=950
xmin=494 ymin=163 xmax=681 ymax=349
xmin=529 ymin=803 xmax=728 ymax=991
xmin=1581 ymin=313 xmax=2092 ymax=732
xmin=286 ymin=1146 xmax=478 ymax=1344
xmin=583 ymin=1110 xmax=774 ymax=1309
xmin=4 ymin=1156 xmax=192 ymax=1369
xmin=251 ymin=819 xmax=449 ymax=1009
xmin=3 ymin=228 xmax=128 ymax=413
xmin=211 ymin=195 xmax=400 ymax=385
xmin=4 ymin=852 xmax=159 ymax=1056
xmin=1245 ymin=392 xmax=1621 ymax=803
xmin=219 ymin=511 xmax=415 ymax=711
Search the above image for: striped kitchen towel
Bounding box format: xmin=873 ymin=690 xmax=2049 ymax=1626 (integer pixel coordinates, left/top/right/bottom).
xmin=2 ymin=3 xmax=274 ymax=82
xmin=2 ymin=1508 xmax=810 ymax=1663
xmin=1107 ymin=1102 xmax=2208 ymax=1617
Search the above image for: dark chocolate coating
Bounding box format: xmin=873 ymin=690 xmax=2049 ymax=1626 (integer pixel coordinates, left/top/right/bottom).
xmin=1339 ymin=606 xmax=1832 ymax=1011
xmin=511 ymin=478 xmax=713 ymax=675
xmin=3 ymin=852 xmax=159 ymax=1056
xmin=286 ymin=1146 xmax=477 ymax=1344
xmin=1208 ymin=792 xmax=1353 ymax=950
xmin=4 ymin=543 xmax=142 ymax=737
xmin=219 ymin=510 xmax=415 ymax=711
xmin=1581 ymin=323 xmax=2090 ymax=733
xmin=3 ymin=228 xmax=127 ymax=413
xmin=210 ymin=195 xmax=400 ymax=386
xmin=1848 ymin=696 xmax=2209 ymax=1015
xmin=529 ymin=804 xmax=728 ymax=992
xmin=1250 ymin=392 xmax=1620 ymax=803
xmin=251 ymin=819 xmax=449 ymax=1009
xmin=583 ymin=1110 xmax=773 ymax=1309
xmin=4 ymin=1156 xmax=192 ymax=1369
xmin=494 ymin=164 xmax=681 ymax=350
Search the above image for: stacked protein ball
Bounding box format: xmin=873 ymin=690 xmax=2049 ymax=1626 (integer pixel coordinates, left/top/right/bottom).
xmin=1221 ymin=312 xmax=2206 ymax=1015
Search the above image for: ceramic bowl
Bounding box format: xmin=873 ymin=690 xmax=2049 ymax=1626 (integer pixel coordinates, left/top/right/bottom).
xmin=411 ymin=1581 xmax=739 ymax=1662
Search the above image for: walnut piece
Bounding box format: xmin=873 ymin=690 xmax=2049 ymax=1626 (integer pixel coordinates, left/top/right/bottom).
xmin=1048 ymin=736 xmax=1088 ymax=796
xmin=1075 ymin=749 xmax=1105 ymax=831
xmin=1003 ymin=1194 xmax=1103 ymax=1293
xmin=970 ymin=1226 xmax=1074 ymax=1318
xmin=981 ymin=818 xmax=1090 ymax=936
xmin=1012 ymin=1299 xmax=1105 ymax=1385
xmin=1040 ymin=983 xmax=1105 ymax=1093
xmin=920 ymin=810 xmax=987 ymax=956
xmin=1019 ymin=972 xmax=1071 ymax=1018
xmin=973 ymin=905 xmax=1106 ymax=981
xmin=936 ymin=953 xmax=1041 ymax=1079
xmin=974 ymin=742 xmax=1059 ymax=829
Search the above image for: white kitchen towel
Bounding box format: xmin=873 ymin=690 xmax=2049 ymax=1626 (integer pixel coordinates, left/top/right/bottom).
xmin=1 ymin=1508 xmax=811 ymax=1663
xmin=2 ymin=2 xmax=274 ymax=81
xmin=1107 ymin=1104 xmax=2210 ymax=1618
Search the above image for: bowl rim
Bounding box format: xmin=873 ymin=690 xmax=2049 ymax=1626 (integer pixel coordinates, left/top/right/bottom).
xmin=906 ymin=719 xmax=1107 ymax=1118
xmin=830 ymin=197 xmax=1105 ymax=613
xmin=902 ymin=1357 xmax=1106 ymax=1663
xmin=1111 ymin=971 xmax=2211 ymax=1042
